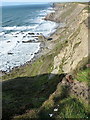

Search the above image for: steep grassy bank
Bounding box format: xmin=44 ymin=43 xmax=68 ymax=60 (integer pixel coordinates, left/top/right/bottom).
xmin=2 ymin=2 xmax=89 ymax=120
xmin=12 ymin=66 xmax=89 ymax=120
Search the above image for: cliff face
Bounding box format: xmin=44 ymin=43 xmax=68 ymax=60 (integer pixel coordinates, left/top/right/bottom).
xmin=45 ymin=3 xmax=85 ymax=22
xmin=47 ymin=3 xmax=88 ymax=75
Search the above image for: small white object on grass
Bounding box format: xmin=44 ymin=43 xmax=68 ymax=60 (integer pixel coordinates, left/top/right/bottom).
xmin=49 ymin=114 xmax=53 ymax=117
xmin=54 ymin=108 xmax=58 ymax=112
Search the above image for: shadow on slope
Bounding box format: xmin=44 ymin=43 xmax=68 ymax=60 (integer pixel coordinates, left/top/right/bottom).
xmin=2 ymin=73 xmax=65 ymax=120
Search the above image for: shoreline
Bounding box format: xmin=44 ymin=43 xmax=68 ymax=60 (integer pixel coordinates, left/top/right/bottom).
xmin=1 ymin=24 xmax=61 ymax=77
xmin=1 ymin=3 xmax=60 ymax=77
xmin=0 ymin=41 xmax=45 ymax=76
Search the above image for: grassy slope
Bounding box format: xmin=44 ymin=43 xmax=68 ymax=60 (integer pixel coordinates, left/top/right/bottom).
xmin=3 ymin=74 xmax=60 ymax=120
xmin=13 ymin=67 xmax=89 ymax=120
xmin=2 ymin=3 xmax=90 ymax=120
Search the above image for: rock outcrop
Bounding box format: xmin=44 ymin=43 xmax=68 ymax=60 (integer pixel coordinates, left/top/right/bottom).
xmin=48 ymin=3 xmax=88 ymax=75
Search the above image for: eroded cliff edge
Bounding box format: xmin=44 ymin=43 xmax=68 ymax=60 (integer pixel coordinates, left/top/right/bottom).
xmin=45 ymin=3 xmax=88 ymax=75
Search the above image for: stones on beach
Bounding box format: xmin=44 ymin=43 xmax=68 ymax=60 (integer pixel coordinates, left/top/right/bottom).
xmin=23 ymin=36 xmax=26 ymax=38
xmin=14 ymin=36 xmax=18 ymax=37
xmin=22 ymin=32 xmax=45 ymax=43
xmin=17 ymin=41 xmax=20 ymax=43
xmin=7 ymin=52 xmax=13 ymax=55
xmin=28 ymin=32 xmax=35 ymax=35
xmin=34 ymin=52 xmax=37 ymax=55
xmin=7 ymin=41 xmax=11 ymax=43
xmin=37 ymin=33 xmax=40 ymax=35
xmin=22 ymin=40 xmax=32 ymax=43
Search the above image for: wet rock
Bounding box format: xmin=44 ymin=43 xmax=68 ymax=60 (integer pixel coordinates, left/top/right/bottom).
xmin=8 ymin=52 xmax=13 ymax=55
xmin=28 ymin=33 xmax=35 ymax=35
xmin=7 ymin=41 xmax=11 ymax=43
xmin=32 ymin=36 xmax=39 ymax=37
xmin=34 ymin=52 xmax=37 ymax=55
xmin=35 ymin=38 xmax=38 ymax=40
xmin=22 ymin=40 xmax=32 ymax=43
xmin=23 ymin=36 xmax=26 ymax=38
xmin=37 ymin=33 xmax=40 ymax=35
xmin=17 ymin=41 xmax=20 ymax=43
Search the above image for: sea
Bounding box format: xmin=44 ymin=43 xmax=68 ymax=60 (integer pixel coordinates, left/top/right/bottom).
xmin=0 ymin=3 xmax=58 ymax=72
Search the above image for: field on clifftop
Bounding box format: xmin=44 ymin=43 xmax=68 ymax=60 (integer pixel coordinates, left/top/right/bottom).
xmin=2 ymin=2 xmax=90 ymax=120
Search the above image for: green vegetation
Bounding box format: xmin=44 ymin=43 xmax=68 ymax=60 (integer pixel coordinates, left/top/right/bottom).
xmin=13 ymin=84 xmax=89 ymax=120
xmin=84 ymin=4 xmax=90 ymax=13
xmin=75 ymin=67 xmax=90 ymax=83
xmin=39 ymin=98 xmax=85 ymax=120
xmin=54 ymin=97 xmax=88 ymax=119
xmin=2 ymin=54 xmax=54 ymax=80
xmin=2 ymin=74 xmax=60 ymax=120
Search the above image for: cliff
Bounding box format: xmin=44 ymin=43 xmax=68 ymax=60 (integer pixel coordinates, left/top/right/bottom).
xmin=2 ymin=3 xmax=89 ymax=120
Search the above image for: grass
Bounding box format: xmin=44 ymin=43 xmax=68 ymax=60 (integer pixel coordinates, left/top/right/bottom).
xmin=2 ymin=73 xmax=61 ymax=120
xmin=13 ymin=86 xmax=89 ymax=120
xmin=75 ymin=67 xmax=90 ymax=83
xmin=11 ymin=64 xmax=90 ymax=119
xmin=84 ymin=4 xmax=90 ymax=13
xmin=2 ymin=53 xmax=54 ymax=81
xmin=54 ymin=97 xmax=88 ymax=119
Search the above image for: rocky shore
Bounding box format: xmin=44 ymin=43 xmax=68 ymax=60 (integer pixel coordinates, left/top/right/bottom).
xmin=1 ymin=5 xmax=60 ymax=76
xmin=1 ymin=2 xmax=88 ymax=77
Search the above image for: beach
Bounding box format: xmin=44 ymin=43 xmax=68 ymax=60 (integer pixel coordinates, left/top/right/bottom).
xmin=1 ymin=3 xmax=60 ymax=73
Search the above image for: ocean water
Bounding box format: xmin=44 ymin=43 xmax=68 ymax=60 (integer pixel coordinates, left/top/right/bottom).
xmin=0 ymin=3 xmax=58 ymax=72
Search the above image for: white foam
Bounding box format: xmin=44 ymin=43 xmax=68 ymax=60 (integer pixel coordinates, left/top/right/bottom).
xmin=0 ymin=5 xmax=58 ymax=72
xmin=0 ymin=42 xmax=40 ymax=72
xmin=35 ymin=21 xmax=58 ymax=37
xmin=0 ymin=32 xmax=4 ymax=36
xmin=0 ymin=39 xmax=17 ymax=55
xmin=2 ymin=25 xmax=38 ymax=31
